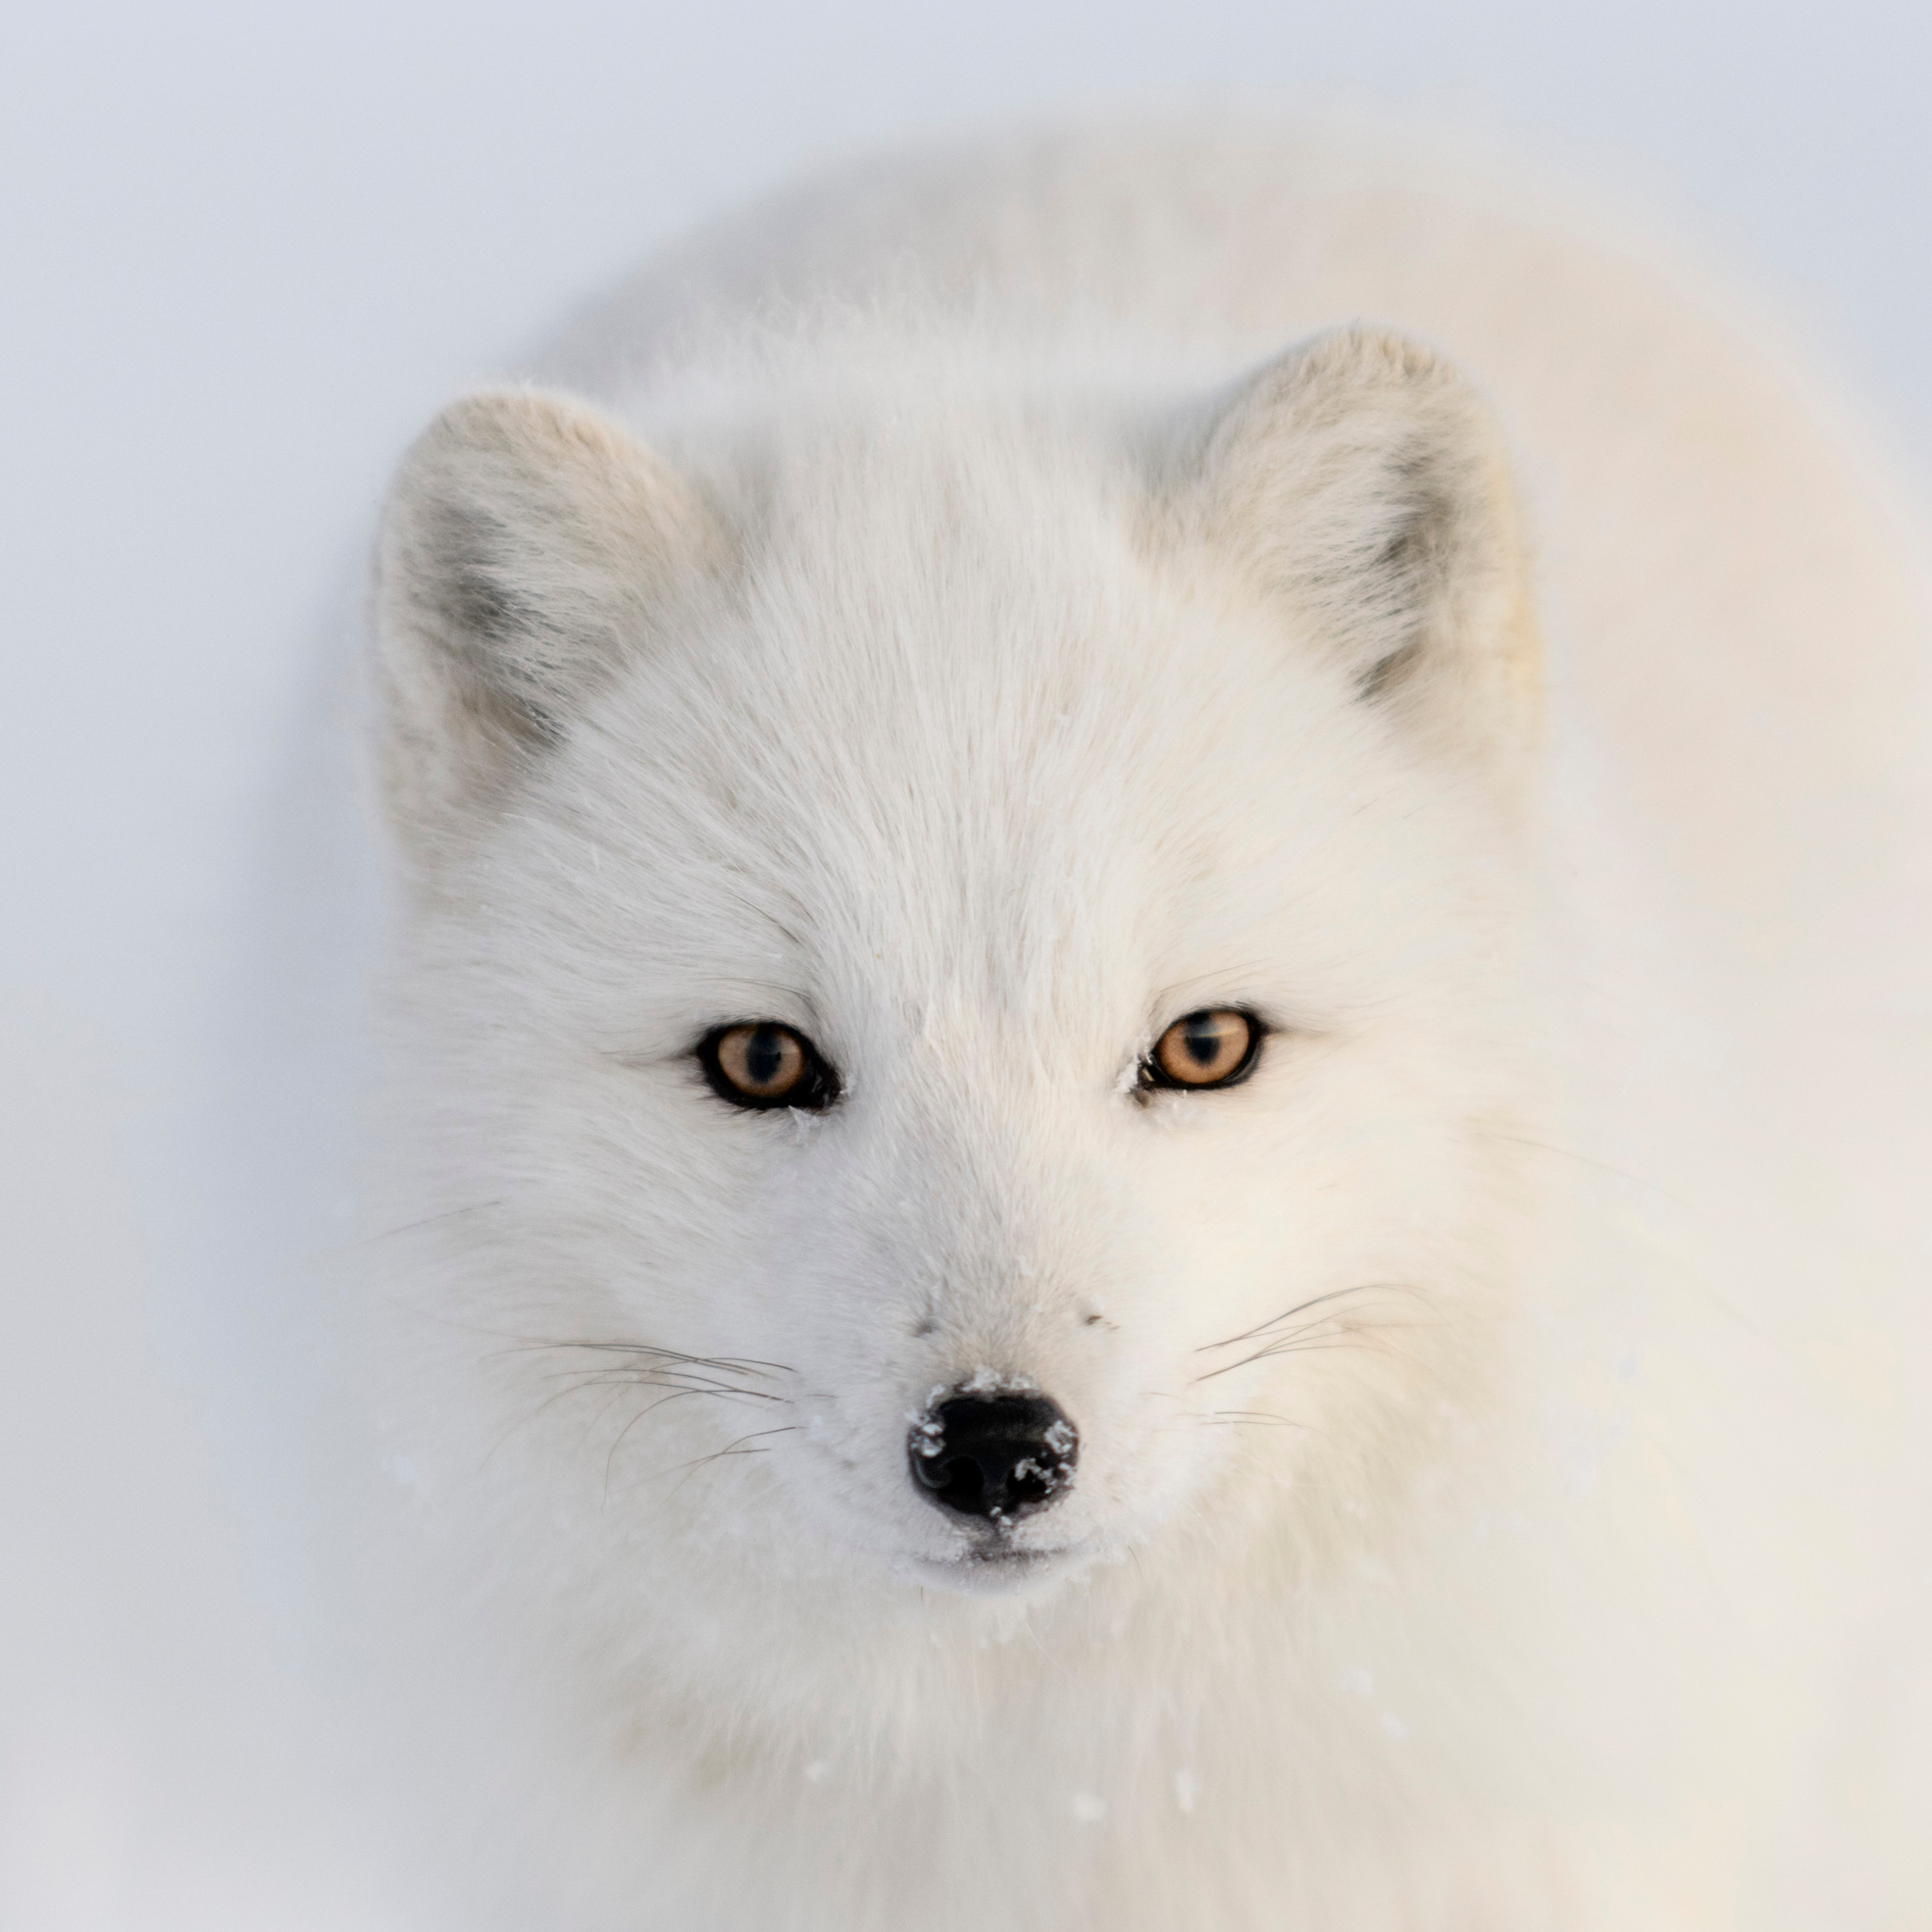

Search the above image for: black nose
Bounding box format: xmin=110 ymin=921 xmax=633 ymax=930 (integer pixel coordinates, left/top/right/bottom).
xmin=908 ymin=1393 xmax=1079 ymax=1523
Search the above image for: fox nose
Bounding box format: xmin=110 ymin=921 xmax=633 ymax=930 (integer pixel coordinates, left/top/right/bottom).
xmin=908 ymin=1393 xmax=1079 ymax=1523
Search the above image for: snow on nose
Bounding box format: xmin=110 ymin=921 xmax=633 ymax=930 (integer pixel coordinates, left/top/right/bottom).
xmin=908 ymin=1392 xmax=1079 ymax=1524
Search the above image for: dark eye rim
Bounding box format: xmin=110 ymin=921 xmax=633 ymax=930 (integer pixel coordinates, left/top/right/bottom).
xmin=696 ymin=1021 xmax=842 ymax=1112
xmin=1139 ymin=1007 xmax=1269 ymax=1093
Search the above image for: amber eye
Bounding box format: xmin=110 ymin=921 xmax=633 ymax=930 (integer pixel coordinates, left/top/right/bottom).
xmin=697 ymin=1022 xmax=840 ymax=1111
xmin=1144 ymin=1008 xmax=1263 ymax=1091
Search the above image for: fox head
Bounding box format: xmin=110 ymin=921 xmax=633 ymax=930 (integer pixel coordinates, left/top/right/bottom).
xmin=372 ymin=324 xmax=1544 ymax=1689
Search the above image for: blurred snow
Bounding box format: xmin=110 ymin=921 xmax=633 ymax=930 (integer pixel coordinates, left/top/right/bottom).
xmin=2 ymin=2 xmax=1928 ymax=1923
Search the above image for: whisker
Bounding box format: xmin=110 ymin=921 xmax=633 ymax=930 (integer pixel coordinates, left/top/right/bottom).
xmin=1484 ymin=1130 xmax=1678 ymax=1199
xmin=320 ymin=1198 xmax=508 ymax=1261
xmin=481 ymin=1358 xmax=788 ymax=1475
xmin=402 ymin=1307 xmax=794 ymax=1380
xmin=530 ymin=1376 xmax=784 ymax=1430
xmin=492 ymin=1338 xmax=792 ymax=1380
xmin=526 ymin=1363 xmax=785 ymax=1401
xmin=657 ymin=1426 xmax=800 ymax=1501
xmin=1193 ymin=1329 xmax=1426 ymax=1384
xmin=1197 ymin=1282 xmax=1425 ymax=1353
xmin=603 ymin=1392 xmax=707 ymax=1489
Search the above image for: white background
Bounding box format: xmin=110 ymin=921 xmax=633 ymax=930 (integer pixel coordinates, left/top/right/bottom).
xmin=3 ymin=4 xmax=1929 ymax=1925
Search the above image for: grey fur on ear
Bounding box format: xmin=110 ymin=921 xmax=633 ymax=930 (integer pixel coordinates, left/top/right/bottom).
xmin=1183 ymin=327 xmax=1541 ymax=783
xmin=375 ymin=388 xmax=725 ymax=856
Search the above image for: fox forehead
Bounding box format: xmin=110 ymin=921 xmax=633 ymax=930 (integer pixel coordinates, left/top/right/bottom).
xmin=392 ymin=330 xmax=1538 ymax=1077
xmin=484 ymin=474 xmax=1446 ymax=1059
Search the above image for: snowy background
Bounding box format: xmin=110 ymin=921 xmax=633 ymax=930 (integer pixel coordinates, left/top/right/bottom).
xmin=4 ymin=3 xmax=1929 ymax=1925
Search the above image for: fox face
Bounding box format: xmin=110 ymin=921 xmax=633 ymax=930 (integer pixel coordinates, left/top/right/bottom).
xmin=375 ymin=326 xmax=1543 ymax=1638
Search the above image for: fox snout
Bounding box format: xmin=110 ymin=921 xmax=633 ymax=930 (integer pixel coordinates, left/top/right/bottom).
xmin=907 ymin=1392 xmax=1080 ymax=1525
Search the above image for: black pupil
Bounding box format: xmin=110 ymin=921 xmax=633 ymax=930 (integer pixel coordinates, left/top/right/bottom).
xmin=1185 ymin=1017 xmax=1229 ymax=1066
xmin=744 ymin=1029 xmax=788 ymax=1088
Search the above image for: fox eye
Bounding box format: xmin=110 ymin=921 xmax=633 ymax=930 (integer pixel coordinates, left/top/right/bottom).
xmin=1143 ymin=1008 xmax=1263 ymax=1092
xmin=698 ymin=1022 xmax=840 ymax=1111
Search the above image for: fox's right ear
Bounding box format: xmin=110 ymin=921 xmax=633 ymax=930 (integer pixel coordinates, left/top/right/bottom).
xmin=374 ymin=388 xmax=726 ymax=860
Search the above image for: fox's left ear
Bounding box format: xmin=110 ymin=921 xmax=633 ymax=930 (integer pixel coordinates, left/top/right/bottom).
xmin=1171 ymin=327 xmax=1541 ymax=788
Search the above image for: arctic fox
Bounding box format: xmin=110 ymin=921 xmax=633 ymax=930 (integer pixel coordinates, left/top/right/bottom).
xmin=364 ymin=121 xmax=1932 ymax=1930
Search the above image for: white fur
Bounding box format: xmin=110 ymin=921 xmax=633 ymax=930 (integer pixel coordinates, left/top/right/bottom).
xmin=359 ymin=118 xmax=1932 ymax=1929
